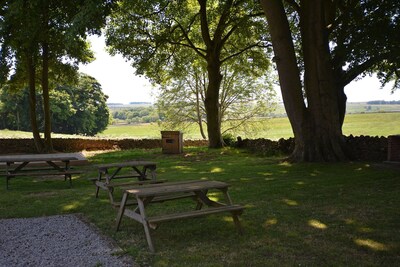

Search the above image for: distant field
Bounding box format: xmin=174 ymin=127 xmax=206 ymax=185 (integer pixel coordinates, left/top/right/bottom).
xmin=2 ymin=112 xmax=399 ymax=140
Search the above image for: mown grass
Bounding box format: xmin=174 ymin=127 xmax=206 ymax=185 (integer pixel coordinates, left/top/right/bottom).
xmin=1 ymin=147 xmax=399 ymax=266
xmin=2 ymin=112 xmax=398 ymax=140
xmin=100 ymin=112 xmax=400 ymax=139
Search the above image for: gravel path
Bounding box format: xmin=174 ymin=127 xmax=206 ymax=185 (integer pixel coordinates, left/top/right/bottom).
xmin=0 ymin=214 xmax=135 ymax=267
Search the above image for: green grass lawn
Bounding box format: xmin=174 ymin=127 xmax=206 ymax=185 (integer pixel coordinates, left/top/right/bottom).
xmin=101 ymin=112 xmax=400 ymax=139
xmin=1 ymin=112 xmax=399 ymax=140
xmin=1 ymin=147 xmax=399 ymax=266
xmin=100 ymin=112 xmax=400 ymax=139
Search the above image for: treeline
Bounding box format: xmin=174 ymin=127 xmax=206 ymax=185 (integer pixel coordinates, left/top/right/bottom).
xmin=111 ymin=106 xmax=160 ymax=124
xmin=0 ymin=74 xmax=110 ymax=136
xmin=367 ymin=100 xmax=400 ymax=104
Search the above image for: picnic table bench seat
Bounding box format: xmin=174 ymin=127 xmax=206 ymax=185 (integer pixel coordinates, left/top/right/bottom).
xmin=146 ymin=204 xmax=244 ymax=226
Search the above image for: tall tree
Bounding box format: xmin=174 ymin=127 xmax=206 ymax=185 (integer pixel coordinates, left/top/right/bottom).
xmin=106 ymin=0 xmax=270 ymax=148
xmin=260 ymin=0 xmax=400 ymax=161
xmin=0 ymin=0 xmax=115 ymax=152
xmin=156 ymin=58 xmax=276 ymax=139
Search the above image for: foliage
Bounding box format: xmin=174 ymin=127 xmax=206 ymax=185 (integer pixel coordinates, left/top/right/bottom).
xmin=0 ymin=0 xmax=115 ymax=151
xmin=156 ymin=59 xmax=277 ymax=139
xmin=112 ymin=106 xmax=160 ymax=124
xmin=330 ymin=0 xmax=400 ymax=91
xmin=0 ymin=74 xmax=110 ymax=136
xmin=105 ymin=0 xmax=272 ymax=147
xmin=0 ymin=148 xmax=399 ymax=266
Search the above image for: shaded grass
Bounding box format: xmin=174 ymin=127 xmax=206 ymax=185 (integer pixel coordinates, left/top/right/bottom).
xmin=0 ymin=148 xmax=399 ymax=266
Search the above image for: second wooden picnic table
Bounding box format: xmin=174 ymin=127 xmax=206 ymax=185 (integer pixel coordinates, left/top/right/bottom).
xmin=93 ymin=161 xmax=158 ymax=206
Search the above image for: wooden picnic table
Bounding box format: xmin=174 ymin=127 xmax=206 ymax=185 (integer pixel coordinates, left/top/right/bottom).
xmin=0 ymin=153 xmax=82 ymax=189
xmin=115 ymin=180 xmax=244 ymax=252
xmin=93 ymin=161 xmax=158 ymax=206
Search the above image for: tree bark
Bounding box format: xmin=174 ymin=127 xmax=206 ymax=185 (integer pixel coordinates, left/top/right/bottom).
xmin=198 ymin=0 xmax=224 ymax=148
xmin=261 ymin=0 xmax=348 ymax=161
xmin=41 ymin=42 xmax=53 ymax=152
xmin=205 ymin=54 xmax=223 ymax=148
xmin=27 ymin=54 xmax=44 ymax=153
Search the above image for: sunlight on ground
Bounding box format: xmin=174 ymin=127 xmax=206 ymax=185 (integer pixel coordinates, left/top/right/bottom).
xmin=354 ymin=238 xmax=388 ymax=251
xmin=258 ymin=172 xmax=273 ymax=176
xmin=296 ymin=181 xmax=305 ymax=185
xmin=358 ymin=227 xmax=374 ymax=233
xmin=210 ymin=167 xmax=224 ymax=173
xmin=62 ymin=201 xmax=81 ymax=211
xmin=355 ymin=164 xmax=371 ymax=171
xmin=283 ymin=198 xmax=298 ymax=206
xmin=207 ymin=192 xmax=220 ymax=202
xmin=223 ymin=216 xmax=233 ymax=222
xmin=279 ymin=162 xmax=292 ymax=167
xmin=263 ymin=218 xmax=278 ymax=227
xmin=308 ymin=219 xmax=328 ymax=230
xmin=264 ymin=177 xmax=275 ymax=181
xmin=172 ymin=165 xmax=195 ymax=171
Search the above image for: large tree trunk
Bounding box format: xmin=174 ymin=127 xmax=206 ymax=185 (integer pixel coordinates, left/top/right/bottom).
xmin=41 ymin=42 xmax=53 ymax=152
xmin=27 ymin=54 xmax=44 ymax=153
xmin=205 ymin=55 xmax=223 ymax=148
xmin=261 ymin=0 xmax=348 ymax=162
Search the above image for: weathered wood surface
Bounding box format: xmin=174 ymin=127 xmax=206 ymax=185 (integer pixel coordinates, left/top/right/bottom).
xmin=147 ymin=205 xmax=244 ymax=224
xmin=126 ymin=180 xmax=230 ymax=197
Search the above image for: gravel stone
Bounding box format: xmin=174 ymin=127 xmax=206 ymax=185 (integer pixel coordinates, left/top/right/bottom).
xmin=0 ymin=214 xmax=135 ymax=267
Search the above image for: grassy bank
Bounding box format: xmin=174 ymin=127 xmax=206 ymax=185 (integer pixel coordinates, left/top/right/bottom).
xmin=1 ymin=148 xmax=399 ymax=266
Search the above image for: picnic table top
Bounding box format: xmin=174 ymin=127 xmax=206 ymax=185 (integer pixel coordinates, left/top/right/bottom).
xmin=96 ymin=161 xmax=157 ymax=169
xmin=124 ymin=180 xmax=230 ymax=197
xmin=0 ymin=153 xmax=84 ymax=163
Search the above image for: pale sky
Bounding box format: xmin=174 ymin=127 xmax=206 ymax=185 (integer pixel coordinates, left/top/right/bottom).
xmin=78 ymin=35 xmax=400 ymax=104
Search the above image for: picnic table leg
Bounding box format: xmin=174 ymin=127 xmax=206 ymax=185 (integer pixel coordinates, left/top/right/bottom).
xmin=222 ymin=189 xmax=243 ymax=234
xmin=137 ymin=197 xmax=156 ymax=253
xmin=6 ymin=175 xmax=10 ymax=190
xmin=95 ymin=171 xmax=105 ymax=198
xmin=116 ymin=192 xmax=129 ymax=231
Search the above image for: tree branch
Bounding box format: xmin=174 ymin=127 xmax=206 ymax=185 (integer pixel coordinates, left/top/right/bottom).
xmin=221 ymin=42 xmax=271 ymax=63
xmin=284 ymin=0 xmax=300 ymax=13
xmin=170 ymin=15 xmax=207 ymax=58
xmin=342 ymin=54 xmax=388 ymax=86
xmin=214 ymin=0 xmax=234 ymax=44
xmin=197 ymin=0 xmax=212 ymax=46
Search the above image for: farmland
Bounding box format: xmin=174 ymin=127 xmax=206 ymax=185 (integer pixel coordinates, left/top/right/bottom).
xmin=1 ymin=102 xmax=399 ymax=139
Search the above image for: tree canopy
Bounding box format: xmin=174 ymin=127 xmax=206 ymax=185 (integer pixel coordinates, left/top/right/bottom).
xmin=105 ymin=0 xmax=272 ymax=148
xmin=0 ymin=74 xmax=110 ymax=136
xmin=0 ymin=0 xmax=115 ymax=152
